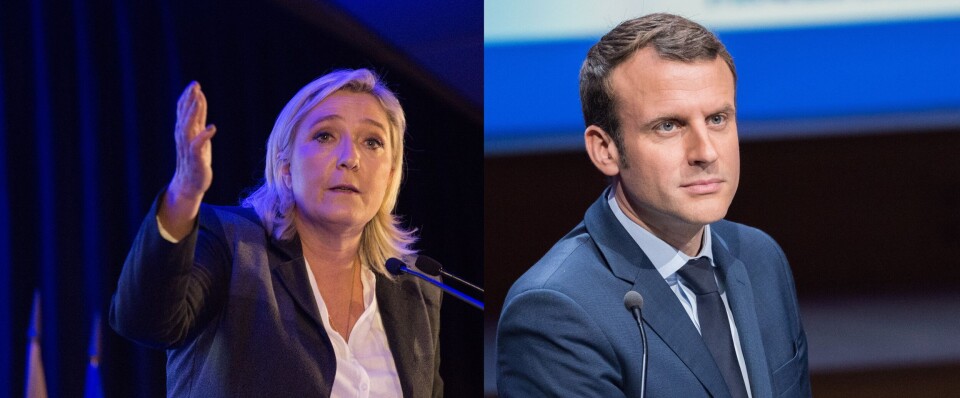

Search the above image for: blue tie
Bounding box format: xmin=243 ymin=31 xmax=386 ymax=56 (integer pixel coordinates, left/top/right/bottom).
xmin=678 ymin=257 xmax=749 ymax=398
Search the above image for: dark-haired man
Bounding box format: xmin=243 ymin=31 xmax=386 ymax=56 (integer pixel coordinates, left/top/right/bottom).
xmin=497 ymin=13 xmax=810 ymax=397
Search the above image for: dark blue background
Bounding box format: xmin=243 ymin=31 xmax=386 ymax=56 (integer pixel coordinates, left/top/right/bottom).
xmin=0 ymin=0 xmax=483 ymax=396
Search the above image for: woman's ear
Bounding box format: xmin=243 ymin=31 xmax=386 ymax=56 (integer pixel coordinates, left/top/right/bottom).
xmin=584 ymin=125 xmax=622 ymax=177
xmin=279 ymin=159 xmax=293 ymax=189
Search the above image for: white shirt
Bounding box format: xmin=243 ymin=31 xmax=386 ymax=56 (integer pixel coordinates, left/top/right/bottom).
xmin=157 ymin=218 xmax=403 ymax=397
xmin=607 ymin=193 xmax=753 ymax=397
xmin=303 ymin=259 xmax=403 ymax=398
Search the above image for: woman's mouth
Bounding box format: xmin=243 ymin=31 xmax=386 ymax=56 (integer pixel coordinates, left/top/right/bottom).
xmin=330 ymin=184 xmax=360 ymax=193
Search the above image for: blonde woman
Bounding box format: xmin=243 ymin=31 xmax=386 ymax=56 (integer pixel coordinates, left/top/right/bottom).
xmin=111 ymin=69 xmax=441 ymax=397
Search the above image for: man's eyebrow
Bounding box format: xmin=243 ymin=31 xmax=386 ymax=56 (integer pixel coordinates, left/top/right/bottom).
xmin=712 ymin=104 xmax=736 ymax=115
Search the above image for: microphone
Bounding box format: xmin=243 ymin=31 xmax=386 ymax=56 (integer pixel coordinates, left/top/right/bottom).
xmin=624 ymin=290 xmax=648 ymax=398
xmin=415 ymin=255 xmax=484 ymax=294
xmin=386 ymin=258 xmax=483 ymax=310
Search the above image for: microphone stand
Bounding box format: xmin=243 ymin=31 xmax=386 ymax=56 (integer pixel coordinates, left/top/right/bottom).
xmin=388 ymin=259 xmax=484 ymax=310
xmin=624 ymin=291 xmax=648 ymax=398
xmin=437 ymin=269 xmax=484 ymax=294
xmin=630 ymin=305 xmax=648 ymax=398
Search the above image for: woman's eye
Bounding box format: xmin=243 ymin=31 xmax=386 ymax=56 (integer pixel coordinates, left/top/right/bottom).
xmin=365 ymin=138 xmax=384 ymax=149
xmin=313 ymin=132 xmax=333 ymax=143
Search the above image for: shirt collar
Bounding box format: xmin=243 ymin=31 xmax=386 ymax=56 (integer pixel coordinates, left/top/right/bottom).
xmin=606 ymin=189 xmax=714 ymax=281
xmin=303 ymin=257 xmax=379 ymax=338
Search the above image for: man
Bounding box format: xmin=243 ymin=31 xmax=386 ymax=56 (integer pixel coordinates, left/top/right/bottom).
xmin=497 ymin=13 xmax=810 ymax=398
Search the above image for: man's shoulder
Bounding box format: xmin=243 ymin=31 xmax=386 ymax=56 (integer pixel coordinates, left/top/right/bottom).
xmin=711 ymin=219 xmax=795 ymax=292
xmin=505 ymin=221 xmax=609 ymax=301
xmin=712 ymin=218 xmax=774 ymax=240
xmin=712 ymin=219 xmax=783 ymax=256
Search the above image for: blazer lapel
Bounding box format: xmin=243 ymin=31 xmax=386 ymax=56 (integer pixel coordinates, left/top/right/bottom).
xmin=585 ymin=192 xmax=732 ymax=398
xmin=712 ymin=232 xmax=774 ymax=398
xmin=377 ymin=274 xmax=432 ymax=398
xmin=268 ymin=237 xmax=327 ymax=334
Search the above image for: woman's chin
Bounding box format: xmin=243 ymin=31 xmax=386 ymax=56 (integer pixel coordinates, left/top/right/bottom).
xmin=298 ymin=209 xmax=372 ymax=232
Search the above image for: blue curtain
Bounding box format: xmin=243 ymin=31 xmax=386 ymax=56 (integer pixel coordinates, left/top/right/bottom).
xmin=0 ymin=0 xmax=483 ymax=396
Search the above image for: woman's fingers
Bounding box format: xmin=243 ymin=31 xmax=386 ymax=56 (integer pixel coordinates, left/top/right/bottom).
xmin=176 ymin=83 xmax=210 ymax=146
xmin=192 ymin=124 xmax=217 ymax=155
xmin=196 ymin=87 xmax=208 ymax=130
xmin=185 ymin=99 xmax=200 ymax=139
xmin=177 ymin=82 xmax=205 ymax=133
xmin=176 ymin=81 xmax=195 ymax=116
xmin=171 ymin=82 xmax=214 ymax=199
xmin=186 ymin=90 xmax=200 ymax=131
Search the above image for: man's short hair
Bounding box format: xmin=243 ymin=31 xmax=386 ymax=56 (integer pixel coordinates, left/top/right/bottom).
xmin=579 ymin=13 xmax=737 ymax=165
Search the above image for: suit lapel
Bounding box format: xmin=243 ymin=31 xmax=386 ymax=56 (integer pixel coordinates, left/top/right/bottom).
xmin=584 ymin=194 xmax=732 ymax=398
xmin=377 ymin=274 xmax=431 ymax=398
xmin=267 ymin=236 xmax=434 ymax=397
xmin=712 ymin=232 xmax=774 ymax=398
xmin=268 ymin=237 xmax=327 ymax=335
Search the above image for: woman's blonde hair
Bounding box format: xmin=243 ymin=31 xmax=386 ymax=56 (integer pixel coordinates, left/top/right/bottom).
xmin=242 ymin=69 xmax=415 ymax=275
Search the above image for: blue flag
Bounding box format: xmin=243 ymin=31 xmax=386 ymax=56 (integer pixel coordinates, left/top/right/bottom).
xmin=25 ymin=290 xmax=47 ymax=398
xmin=83 ymin=313 xmax=104 ymax=398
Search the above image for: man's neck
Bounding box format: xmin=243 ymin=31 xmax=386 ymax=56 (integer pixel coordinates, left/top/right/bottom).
xmin=612 ymin=187 xmax=705 ymax=257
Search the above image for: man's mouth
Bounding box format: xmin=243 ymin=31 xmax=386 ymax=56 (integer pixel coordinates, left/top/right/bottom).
xmin=680 ymin=178 xmax=723 ymax=194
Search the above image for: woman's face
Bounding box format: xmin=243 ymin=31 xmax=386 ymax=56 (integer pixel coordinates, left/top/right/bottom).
xmin=284 ymin=91 xmax=394 ymax=234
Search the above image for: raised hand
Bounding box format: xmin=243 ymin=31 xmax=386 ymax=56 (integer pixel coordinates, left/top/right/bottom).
xmin=159 ymin=82 xmax=217 ymax=240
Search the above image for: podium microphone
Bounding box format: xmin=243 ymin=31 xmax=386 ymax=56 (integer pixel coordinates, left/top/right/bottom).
xmin=386 ymin=258 xmax=483 ymax=310
xmin=624 ymin=290 xmax=648 ymax=398
xmin=414 ymin=255 xmax=484 ymax=294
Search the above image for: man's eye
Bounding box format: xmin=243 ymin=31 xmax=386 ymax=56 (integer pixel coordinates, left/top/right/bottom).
xmin=656 ymin=121 xmax=676 ymax=132
xmin=709 ymin=115 xmax=726 ymax=125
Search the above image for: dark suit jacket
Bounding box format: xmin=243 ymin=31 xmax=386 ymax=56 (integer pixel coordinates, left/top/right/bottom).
xmin=497 ymin=191 xmax=810 ymax=397
xmin=110 ymin=197 xmax=443 ymax=397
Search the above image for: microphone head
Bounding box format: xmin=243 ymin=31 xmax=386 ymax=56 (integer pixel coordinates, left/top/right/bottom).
xmin=623 ymin=290 xmax=644 ymax=310
xmin=414 ymin=255 xmax=442 ymax=276
xmin=385 ymin=258 xmax=406 ymax=276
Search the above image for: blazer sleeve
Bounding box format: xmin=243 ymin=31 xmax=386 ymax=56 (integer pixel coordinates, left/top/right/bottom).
xmin=497 ymin=288 xmax=627 ymax=398
xmin=109 ymin=193 xmax=231 ymax=349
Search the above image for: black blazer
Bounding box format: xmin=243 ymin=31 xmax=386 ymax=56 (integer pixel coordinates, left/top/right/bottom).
xmin=110 ymin=198 xmax=443 ymax=397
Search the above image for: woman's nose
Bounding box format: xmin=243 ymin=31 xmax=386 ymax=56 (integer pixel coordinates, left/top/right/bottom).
xmin=337 ymin=140 xmax=360 ymax=170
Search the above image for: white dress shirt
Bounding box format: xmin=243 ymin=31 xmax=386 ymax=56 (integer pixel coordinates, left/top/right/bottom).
xmin=304 ymin=259 xmax=403 ymax=398
xmin=608 ymin=193 xmax=753 ymax=397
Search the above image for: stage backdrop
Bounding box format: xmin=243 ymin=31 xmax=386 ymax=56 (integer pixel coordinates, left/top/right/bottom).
xmin=0 ymin=0 xmax=483 ymax=396
xmin=485 ymin=0 xmax=960 ymax=154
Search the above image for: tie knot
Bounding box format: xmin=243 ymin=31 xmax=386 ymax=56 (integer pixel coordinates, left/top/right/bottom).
xmin=677 ymin=257 xmax=718 ymax=295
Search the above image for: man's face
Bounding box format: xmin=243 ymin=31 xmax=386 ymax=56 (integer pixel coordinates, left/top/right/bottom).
xmin=606 ymin=47 xmax=740 ymax=234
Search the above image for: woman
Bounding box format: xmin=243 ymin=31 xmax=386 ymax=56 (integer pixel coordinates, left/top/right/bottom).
xmin=110 ymin=69 xmax=442 ymax=397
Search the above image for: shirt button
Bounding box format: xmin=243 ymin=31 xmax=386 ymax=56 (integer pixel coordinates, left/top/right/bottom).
xmin=360 ymin=383 xmax=368 ymax=390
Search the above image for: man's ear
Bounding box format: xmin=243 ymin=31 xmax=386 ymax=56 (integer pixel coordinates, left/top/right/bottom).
xmin=584 ymin=125 xmax=621 ymax=177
